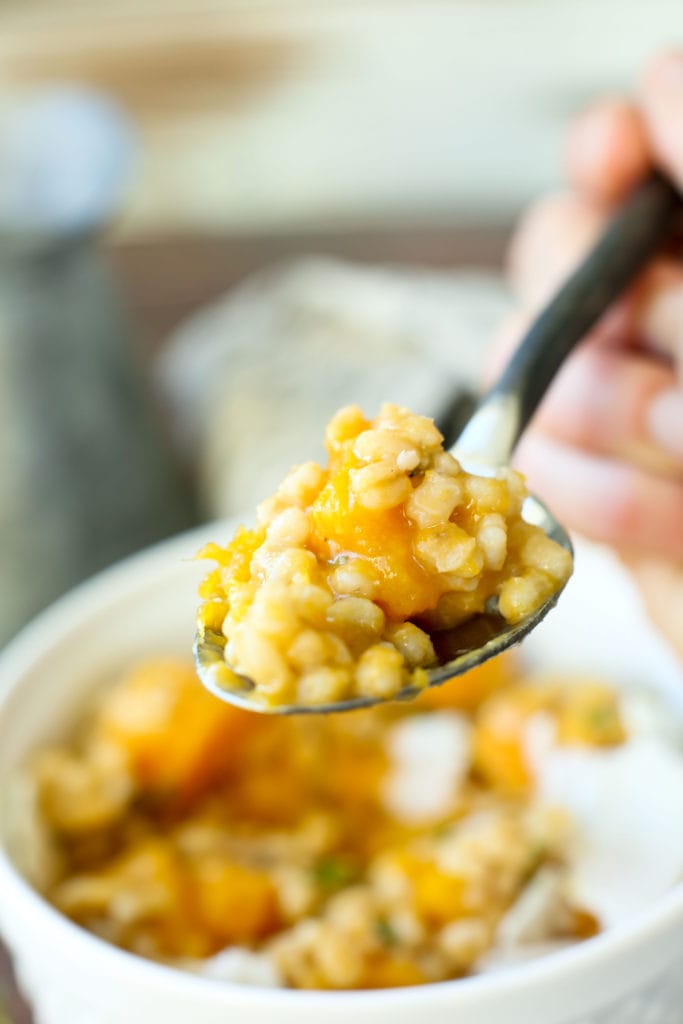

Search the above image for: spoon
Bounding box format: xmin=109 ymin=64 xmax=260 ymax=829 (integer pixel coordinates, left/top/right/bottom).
xmin=195 ymin=173 xmax=680 ymax=714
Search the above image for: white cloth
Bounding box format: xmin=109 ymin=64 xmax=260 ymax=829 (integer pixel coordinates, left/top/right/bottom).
xmin=156 ymin=258 xmax=509 ymax=517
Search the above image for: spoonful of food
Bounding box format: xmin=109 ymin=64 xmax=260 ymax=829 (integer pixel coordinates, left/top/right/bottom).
xmin=195 ymin=173 xmax=679 ymax=715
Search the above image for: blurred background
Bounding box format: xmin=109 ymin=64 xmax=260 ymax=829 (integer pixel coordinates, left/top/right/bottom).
xmin=1 ymin=2 xmax=682 ymax=1018
xmin=3 ymin=0 xmax=681 ymax=679
xmin=2 ymin=0 xmax=683 ymax=677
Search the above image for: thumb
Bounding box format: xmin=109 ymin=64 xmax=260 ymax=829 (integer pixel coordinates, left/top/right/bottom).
xmin=640 ymin=51 xmax=683 ymax=190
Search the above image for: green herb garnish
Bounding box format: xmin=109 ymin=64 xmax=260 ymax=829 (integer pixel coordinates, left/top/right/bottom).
xmin=313 ymin=856 xmax=358 ymax=891
xmin=375 ymin=917 xmax=398 ymax=947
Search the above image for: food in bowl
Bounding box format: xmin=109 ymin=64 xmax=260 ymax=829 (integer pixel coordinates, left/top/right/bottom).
xmin=197 ymin=404 xmax=572 ymax=708
xmin=26 ymin=649 xmax=673 ymax=991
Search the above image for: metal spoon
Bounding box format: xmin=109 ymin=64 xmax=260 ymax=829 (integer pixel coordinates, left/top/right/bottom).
xmin=195 ymin=173 xmax=680 ymax=714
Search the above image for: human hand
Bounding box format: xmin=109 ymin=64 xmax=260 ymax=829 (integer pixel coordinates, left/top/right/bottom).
xmin=496 ymin=51 xmax=683 ymax=658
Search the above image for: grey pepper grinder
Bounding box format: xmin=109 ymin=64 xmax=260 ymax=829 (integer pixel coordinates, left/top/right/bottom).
xmin=0 ymin=89 xmax=197 ymax=647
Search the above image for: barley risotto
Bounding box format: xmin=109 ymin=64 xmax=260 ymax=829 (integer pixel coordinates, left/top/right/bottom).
xmin=28 ymin=653 xmax=629 ymax=990
xmin=198 ymin=404 xmax=573 ymax=708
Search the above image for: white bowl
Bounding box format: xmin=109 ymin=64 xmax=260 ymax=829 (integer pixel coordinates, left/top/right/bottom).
xmin=1 ymin=526 xmax=683 ymax=1024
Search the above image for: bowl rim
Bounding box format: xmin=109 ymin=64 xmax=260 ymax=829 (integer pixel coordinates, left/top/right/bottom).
xmin=2 ymin=524 xmax=683 ymax=1010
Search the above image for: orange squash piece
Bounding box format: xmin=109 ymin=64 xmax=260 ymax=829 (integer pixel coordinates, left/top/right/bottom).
xmin=96 ymin=658 xmax=257 ymax=800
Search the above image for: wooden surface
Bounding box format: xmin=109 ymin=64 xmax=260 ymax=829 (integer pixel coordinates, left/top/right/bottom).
xmin=108 ymin=223 xmax=509 ymax=355
xmin=0 ymin=224 xmax=507 ymax=1022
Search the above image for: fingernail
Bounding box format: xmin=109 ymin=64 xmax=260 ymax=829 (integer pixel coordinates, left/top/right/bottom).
xmin=647 ymin=388 xmax=683 ymax=458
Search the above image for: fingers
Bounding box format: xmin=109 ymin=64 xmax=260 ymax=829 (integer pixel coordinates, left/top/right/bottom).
xmin=507 ymin=190 xmax=683 ymax=364
xmin=566 ymin=52 xmax=683 ymax=202
xmin=648 ymin=387 xmax=683 ymax=462
xmin=508 ymin=49 xmax=683 ymax=317
xmin=532 ymin=346 xmax=681 ymax=473
xmin=567 ymin=99 xmax=651 ymax=203
xmin=641 ymin=51 xmax=683 ymax=191
xmin=635 ymin=258 xmax=683 ymax=367
xmin=514 ymin=434 xmax=683 ymax=562
xmin=493 ymin=266 xmax=683 ymax=470
xmin=498 ymin=50 xmax=683 ymax=577
xmin=507 ymin=192 xmax=608 ymax=311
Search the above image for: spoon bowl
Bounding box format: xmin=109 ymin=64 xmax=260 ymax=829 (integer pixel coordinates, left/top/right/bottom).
xmin=195 ymin=173 xmax=678 ymax=714
xmin=194 ymin=489 xmax=571 ymax=715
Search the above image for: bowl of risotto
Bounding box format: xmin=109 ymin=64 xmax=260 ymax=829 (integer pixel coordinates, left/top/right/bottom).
xmin=2 ymin=525 xmax=683 ymax=1024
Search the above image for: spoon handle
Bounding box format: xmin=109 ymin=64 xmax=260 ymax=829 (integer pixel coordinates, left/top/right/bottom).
xmin=455 ymin=172 xmax=681 ymax=466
